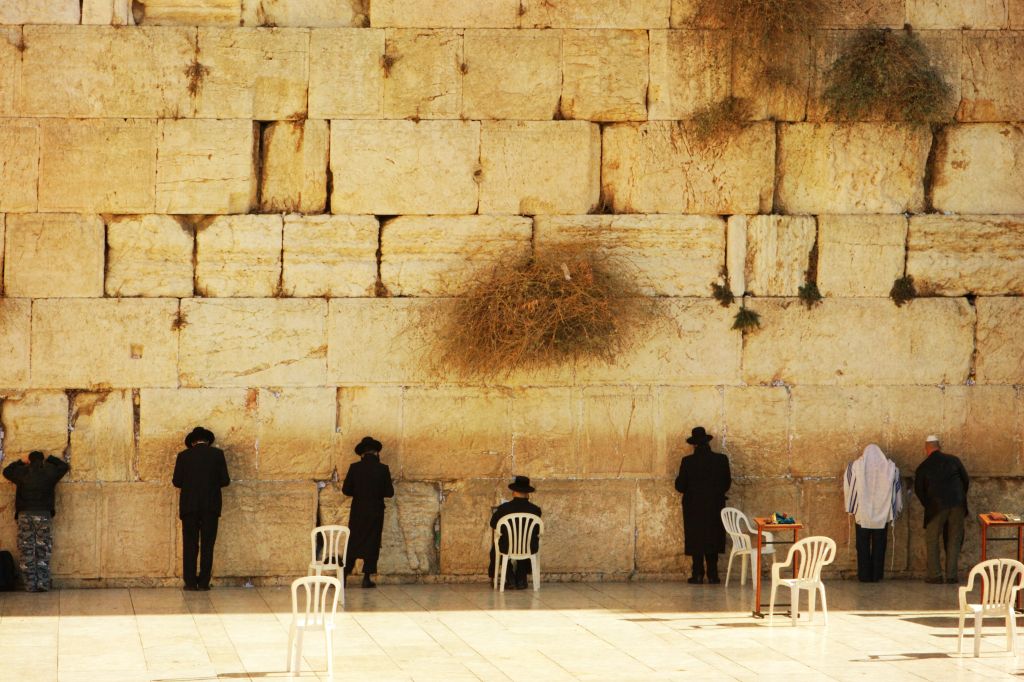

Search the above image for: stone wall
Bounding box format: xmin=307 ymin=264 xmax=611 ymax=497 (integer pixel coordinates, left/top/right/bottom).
xmin=1 ymin=1 xmax=1023 ymax=585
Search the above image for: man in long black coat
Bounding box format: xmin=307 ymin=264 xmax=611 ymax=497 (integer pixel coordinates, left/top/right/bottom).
xmin=914 ymin=434 xmax=969 ymax=583
xmin=675 ymin=426 xmax=731 ymax=584
xmin=342 ymin=436 xmax=395 ymax=588
xmin=487 ymin=476 xmax=542 ymax=590
xmin=172 ymin=426 xmax=230 ymax=591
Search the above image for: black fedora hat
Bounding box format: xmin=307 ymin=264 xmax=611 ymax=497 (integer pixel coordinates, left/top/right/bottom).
xmin=354 ymin=436 xmax=383 ymax=456
xmin=508 ymin=475 xmax=535 ymax=493
xmin=185 ymin=426 xmax=215 ymax=448
xmin=685 ymin=426 xmax=713 ymax=445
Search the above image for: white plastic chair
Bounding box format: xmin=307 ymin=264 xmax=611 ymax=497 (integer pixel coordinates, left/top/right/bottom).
xmin=957 ymin=558 xmax=1024 ymax=657
xmin=309 ymin=525 xmax=350 ymax=603
xmin=287 ymin=575 xmax=341 ymax=677
xmin=720 ymin=507 xmax=775 ymax=587
xmin=492 ymin=513 xmax=544 ymax=592
xmin=768 ymin=536 xmax=836 ymax=626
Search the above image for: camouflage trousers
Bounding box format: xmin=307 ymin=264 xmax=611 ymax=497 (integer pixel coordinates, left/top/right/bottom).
xmin=17 ymin=512 xmax=53 ymax=592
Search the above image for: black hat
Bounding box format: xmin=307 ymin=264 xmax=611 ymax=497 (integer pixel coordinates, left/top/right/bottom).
xmin=508 ymin=475 xmax=535 ymax=493
xmin=185 ymin=426 xmax=215 ymax=448
xmin=355 ymin=436 xmax=383 ymax=456
xmin=686 ymin=426 xmax=713 ymax=445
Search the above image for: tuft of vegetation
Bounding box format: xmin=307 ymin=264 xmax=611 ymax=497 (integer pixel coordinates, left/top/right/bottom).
xmin=184 ymin=59 xmax=209 ymax=98
xmin=171 ymin=309 xmax=189 ymax=331
xmin=798 ymin=282 xmax=823 ymax=309
xmin=711 ymin=267 xmax=736 ymax=307
xmin=732 ymin=305 xmax=761 ymax=332
xmin=696 ymin=0 xmax=825 ymax=49
xmin=890 ymin=275 xmax=917 ymax=306
xmin=691 ymin=96 xmax=752 ymax=143
xmin=380 ymin=53 xmax=398 ymax=78
xmin=823 ymin=27 xmax=952 ymax=122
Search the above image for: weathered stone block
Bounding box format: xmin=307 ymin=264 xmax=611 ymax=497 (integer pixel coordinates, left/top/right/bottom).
xmin=282 ymin=215 xmax=378 ymax=297
xmin=534 ymin=215 xmax=724 ymax=297
xmin=380 ymin=216 xmax=532 ymax=296
xmin=777 ymin=123 xmax=931 ymax=214
xmin=960 ymin=31 xmax=1024 ymax=121
xmin=479 ymin=121 xmax=600 ymax=214
xmin=602 ymin=121 xmax=775 ymax=214
xmin=648 ymin=30 xmax=730 ymax=119
xmin=540 ymin=480 xmax=635 ymax=574
xmin=102 ymin=484 xmax=176 ymax=577
xmin=330 ymin=120 xmax=479 ymax=215
xmin=383 ymin=29 xmax=462 ymax=119
xmin=579 ymin=387 xmax=657 ymax=476
xmin=372 ymin=0 xmax=517 ymax=27
xmin=818 ymin=215 xmax=908 ymax=297
xmin=635 ymin=480 xmax=685 ymax=573
xmin=156 ymin=119 xmax=256 ymax=215
xmin=659 ymin=386 xmax=724 ymax=478
xmin=733 ymin=34 xmax=810 ymax=121
xmin=179 ymin=299 xmax=327 ymax=388
xmin=257 ymin=388 xmax=336 ymax=480
xmin=52 ymin=484 xmax=101 ymax=579
xmin=336 ymin=386 xmax=404 ymax=473
xmin=0 ymin=299 xmax=30 ymax=388
xmin=0 ymin=0 xmax=80 ymax=23
xmin=820 ymin=0 xmax=905 ymax=27
xmin=797 ymin=479 xmax=867 ymax=572
xmin=1014 ymin=0 xmax=1024 ymax=28
xmin=956 ymin=478 xmax=1024 ymax=572
xmin=69 ymin=391 xmax=135 ymax=482
xmin=1 ymin=392 xmax=68 ymax=459
xmin=328 ymin=299 xmax=432 ymax=384
xmin=0 ymin=488 xmax=16 ymax=559
xmin=133 ymin=0 xmax=240 ymax=25
xmin=241 ymin=0 xmax=366 ymax=26
xmin=932 ymin=124 xmax=1024 ymax=214
xmin=907 ymin=215 xmax=1024 ymax=296
xmin=509 ymin=388 xmax=577 ymax=478
xmin=882 ymin=385 xmax=947 ymax=474
xmin=560 ymin=29 xmax=648 ymax=121
xmin=519 ymin=0 xmax=671 ymax=28
xmin=0 ymin=29 xmax=21 ymax=117
xmin=195 ymin=215 xmax=283 ymax=298
xmin=723 ymin=387 xmax=791 ymax=478
xmin=0 ymin=120 xmax=38 ymax=212
xmin=0 ymin=215 xmax=4 ymax=293
xmin=743 ymin=298 xmax=974 ymax=386
xmin=943 ymin=385 xmax=1022 ymax=475
xmin=790 ymin=386 xmax=888 ymax=477
xmin=908 ymin=1 xmax=1009 ymax=28
xmin=105 ymin=215 xmax=194 ymax=298
xmin=739 ymin=215 xmax=816 ymax=297
xmin=308 ymin=29 xmax=383 ymax=119
xmin=32 ymin=299 xmax=179 ymax=389
xmin=259 ymin=120 xmax=328 ymax=213
xmin=81 ymin=0 xmax=133 ymax=25
xmin=726 ymin=478 xmax=800 ymax=526
xmin=39 ymin=119 xmax=156 ymax=213
xmin=976 ymin=297 xmax=1024 ymax=384
xmin=438 ymin=479 xmax=502 ymax=575
xmin=462 ymin=29 xmax=559 ymax=120
xmin=3 ymin=214 xmax=104 ymax=298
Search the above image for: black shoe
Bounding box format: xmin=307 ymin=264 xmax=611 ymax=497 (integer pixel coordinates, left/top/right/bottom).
xmin=945 ymin=577 xmax=959 ymax=584
xmin=515 ymin=579 xmax=528 ymax=590
xmin=687 ymin=577 xmax=703 ymax=584
xmin=362 ymin=575 xmax=376 ymax=588
xmin=183 ymin=585 xmax=199 ymax=591
xmin=924 ymin=577 xmax=944 ymax=584
xmin=707 ymin=577 xmax=721 ymax=584
xmin=198 ymin=585 xmax=211 ymax=591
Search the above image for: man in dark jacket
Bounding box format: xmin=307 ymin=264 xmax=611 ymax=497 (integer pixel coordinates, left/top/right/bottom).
xmin=342 ymin=436 xmax=395 ymax=588
xmin=488 ymin=476 xmax=542 ymax=590
xmin=173 ymin=426 xmax=230 ymax=591
xmin=675 ymin=427 xmax=731 ymax=584
xmin=3 ymin=451 xmax=69 ymax=592
xmin=914 ymin=435 xmax=969 ymax=584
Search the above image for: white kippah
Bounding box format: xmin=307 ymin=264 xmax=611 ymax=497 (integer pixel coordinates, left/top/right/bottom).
xmin=925 ymin=434 xmax=940 ymax=443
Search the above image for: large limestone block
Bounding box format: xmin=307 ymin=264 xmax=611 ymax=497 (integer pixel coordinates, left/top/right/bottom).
xmin=726 ymin=478 xmax=800 ymax=525
xmin=943 ymin=385 xmax=1022 ymax=475
xmin=328 ymin=299 xmax=432 ymax=384
xmin=195 ymin=215 xmax=283 ymax=297
xmin=69 ymin=391 xmax=135 ymax=482
xmin=179 ymin=299 xmax=328 ymax=387
xmin=52 ymin=484 xmax=101 ymax=579
xmin=257 ymin=388 xmax=337 ymax=480
xmin=38 ymin=119 xmax=156 ymax=213
xmin=3 ymin=214 xmax=104 ymax=298
xmin=438 ymin=479 xmax=502 ymax=574
xmin=138 ymin=388 xmax=257 ymax=482
xmin=976 ymin=297 xmax=1024 ymax=383
xmin=743 ymin=298 xmax=974 ymax=386
xmin=336 ymin=387 xmax=404 ymax=473
xmin=908 ymin=1 xmax=1009 ymax=28
xmin=635 ymin=480 xmax=685 ymax=573
xmin=19 ymin=26 xmax=193 ymax=118
xmin=0 ymin=29 xmax=19 ymax=116
xmin=648 ymin=30 xmax=730 ymax=119
xmin=907 ymin=215 xmax=1024 ymax=296
xmin=790 ymin=386 xmax=888 ymax=477
xmin=539 ymin=480 xmax=635 ymax=574
xmin=738 ymin=215 xmax=816 ymax=297
xmin=282 ymin=215 xmax=378 ymax=297
xmin=533 ymin=215 xmax=725 ymax=297
xmin=961 ymin=31 xmax=1024 ymax=121
xmin=32 ymin=299 xmax=179 ymax=389
xmin=81 ymin=0 xmax=134 ymax=25
xmin=560 ymin=29 xmax=648 ymax=121
xmin=0 ymin=215 xmax=4 ymax=293
xmin=380 ymin=215 xmax=532 ymax=296
xmin=259 ymin=120 xmax=328 ymax=213
xmin=102 ymin=484 xmax=176 ymax=577
xmin=579 ymin=387 xmax=657 ymax=476
xmin=510 ymin=388 xmax=577 ymax=478
xmin=308 ymin=29 xmax=383 ymax=119
xmin=932 ymin=124 xmax=1024 ymax=214
xmin=519 ymin=0 xmax=671 ymax=28
xmin=659 ymin=386 xmax=725 ymax=477
xmin=0 ymin=489 xmax=16 ymax=558
xmin=241 ymin=0 xmax=366 ymax=26
xmin=733 ymin=34 xmax=810 ymax=121
xmin=0 ymin=120 xmax=38 ymax=212
xmin=723 ymin=387 xmax=791 ymax=478
xmin=0 ymin=0 xmax=80 ymax=23
xmin=383 ymin=29 xmax=462 ymax=119
xmin=329 ymin=120 xmax=479 ymax=215
xmin=882 ymin=385 xmax=947 ymax=473
xmin=479 ymin=121 xmax=600 ymax=214
xmin=371 ymin=0 xmax=518 ymax=27
xmin=820 ymin=0 xmax=905 ymax=27
xmin=105 ymin=215 xmax=194 ymax=298
xmin=156 ymin=119 xmax=256 ymax=214
xmin=1015 ymin=0 xmax=1024 ymax=27
xmin=602 ymin=121 xmax=774 ymax=214
xmin=777 ymin=123 xmax=931 ymax=214
xmin=133 ymin=0 xmax=240 ymax=25
xmin=462 ymin=29 xmax=560 ymax=120
xmin=0 ymin=299 xmax=31 ymax=387
xmin=817 ymin=215 xmax=908 ymax=297
xmin=0 ymin=392 xmax=68 ymax=458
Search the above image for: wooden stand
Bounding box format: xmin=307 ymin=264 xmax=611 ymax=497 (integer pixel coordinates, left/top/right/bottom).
xmin=978 ymin=512 xmax=1024 ymax=612
xmin=752 ymin=517 xmax=804 ymax=619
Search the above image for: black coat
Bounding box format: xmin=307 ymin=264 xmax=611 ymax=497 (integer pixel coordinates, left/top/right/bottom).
xmin=674 ymin=446 xmax=731 ymax=555
xmin=172 ymin=444 xmax=230 ymax=519
xmin=490 ymin=497 xmax=542 ymax=554
xmin=914 ymin=450 xmax=969 ymax=527
xmin=3 ymin=456 xmax=70 ymax=518
xmin=342 ymin=454 xmax=394 ymax=572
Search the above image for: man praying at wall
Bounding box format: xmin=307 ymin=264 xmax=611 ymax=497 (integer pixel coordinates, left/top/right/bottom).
xmin=3 ymin=451 xmax=70 ymax=592
xmin=914 ymin=435 xmax=969 ymax=584
xmin=488 ymin=476 xmax=542 ymax=590
xmin=675 ymin=427 xmax=731 ymax=584
xmin=173 ymin=426 xmax=230 ymax=591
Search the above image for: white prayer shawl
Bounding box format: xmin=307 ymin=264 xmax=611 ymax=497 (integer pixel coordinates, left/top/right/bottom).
xmin=844 ymin=444 xmax=903 ymax=529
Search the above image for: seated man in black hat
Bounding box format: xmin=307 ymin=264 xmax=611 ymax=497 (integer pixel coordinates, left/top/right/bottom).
xmin=173 ymin=426 xmax=230 ymax=591
xmin=488 ymin=476 xmax=542 ymax=590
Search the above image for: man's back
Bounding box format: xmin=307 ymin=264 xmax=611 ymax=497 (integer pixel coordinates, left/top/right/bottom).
xmin=173 ymin=445 xmax=230 ymax=518
xmin=3 ymin=455 xmax=69 ymax=517
xmin=914 ymin=451 xmax=968 ymax=523
xmin=490 ymin=498 xmax=542 ymax=554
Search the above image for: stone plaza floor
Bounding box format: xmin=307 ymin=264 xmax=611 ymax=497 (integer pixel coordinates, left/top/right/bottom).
xmin=1 ymin=579 xmax=1022 ymax=681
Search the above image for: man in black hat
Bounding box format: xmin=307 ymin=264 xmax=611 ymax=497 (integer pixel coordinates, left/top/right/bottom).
xmin=342 ymin=436 xmax=394 ymax=588
xmin=173 ymin=426 xmax=230 ymax=591
xmin=675 ymin=427 xmax=731 ymax=584
xmin=3 ymin=450 xmax=70 ymax=591
xmin=488 ymin=476 xmax=542 ymax=590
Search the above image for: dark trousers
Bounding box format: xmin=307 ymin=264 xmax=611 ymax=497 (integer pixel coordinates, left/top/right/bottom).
xmin=182 ymin=513 xmax=219 ymax=588
xmin=855 ymin=524 xmax=888 ymax=582
xmin=925 ymin=506 xmax=965 ymax=580
xmin=487 ymin=547 xmax=533 ymax=586
xmin=690 ymin=553 xmax=719 ymax=580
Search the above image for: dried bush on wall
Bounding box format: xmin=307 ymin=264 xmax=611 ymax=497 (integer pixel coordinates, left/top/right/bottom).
xmin=732 ymin=305 xmax=762 ymax=332
xmin=697 ymin=0 xmax=825 ymax=48
xmin=691 ymin=96 xmax=752 ymax=143
xmin=890 ymin=275 xmax=917 ymax=306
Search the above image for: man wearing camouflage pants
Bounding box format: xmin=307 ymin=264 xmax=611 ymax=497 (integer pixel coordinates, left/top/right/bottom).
xmin=3 ymin=451 xmax=70 ymax=592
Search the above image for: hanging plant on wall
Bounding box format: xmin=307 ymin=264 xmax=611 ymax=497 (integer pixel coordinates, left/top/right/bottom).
xmin=696 ymin=0 xmax=824 ymax=50
xmin=691 ymin=96 xmax=753 ymax=143
xmin=732 ymin=304 xmax=762 ymax=332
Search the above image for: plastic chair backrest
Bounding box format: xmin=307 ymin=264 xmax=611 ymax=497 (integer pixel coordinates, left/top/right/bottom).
xmin=311 ymin=525 xmax=350 ymax=567
xmin=495 ymin=513 xmax=543 ymax=559
xmin=291 ymin=575 xmax=341 ymax=629
xmin=789 ymin=536 xmax=837 ymax=580
xmin=971 ymin=558 xmax=1024 ymax=607
xmin=721 ymin=507 xmax=752 ymax=551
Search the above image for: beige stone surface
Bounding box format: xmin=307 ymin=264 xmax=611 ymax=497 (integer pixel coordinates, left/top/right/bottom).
xmin=579 ymin=387 xmax=657 ymax=476
xmin=0 ymin=299 xmax=31 ymax=388
xmin=907 ymin=215 xmax=1024 ymax=296
xmin=658 ymin=386 xmax=724 ymax=478
xmin=726 ymin=479 xmax=799 ymax=531
xmin=723 ymin=387 xmax=791 ymax=478
xmin=510 ymin=388 xmax=577 ymax=478
xmin=259 ymin=120 xmax=328 ymax=214
xmin=882 ymin=385 xmax=947 ymax=473
xmin=932 ymin=124 xmax=1024 ymax=214
xmin=0 ymin=488 xmax=16 ymax=558
xmin=438 ymin=479 xmax=502 ymax=575
xmin=371 ymin=0 xmax=518 ymax=28
xmin=32 ymin=299 xmax=179 ymax=389
xmin=539 ymin=480 xmax=635 ymax=574
xmin=0 ymin=120 xmax=38 ymax=212
xmin=81 ymin=0 xmax=134 ymax=25
xmin=519 ymin=0 xmax=671 ymax=28
xmin=479 ymin=121 xmax=600 ymax=214
xmin=733 ymin=34 xmax=811 ymax=121
xmin=790 ymin=386 xmax=888 ymax=477
xmin=133 ymin=0 xmax=240 ymax=25
xmin=1014 ymin=0 xmax=1024 ymax=27
xmin=105 ymin=215 xmax=194 ymax=298
xmin=330 ymin=120 xmax=479 ymax=215
xmin=380 ymin=215 xmax=532 ymax=296
xmin=0 ymin=29 xmax=21 ymax=117
xmin=740 ymin=215 xmax=816 ymax=297
xmin=336 ymin=386 xmax=404 ymax=474
xmin=308 ymin=29 xmax=383 ymax=119
xmin=282 ymin=215 xmax=378 ymax=297
xmin=241 ymin=0 xmax=365 ymax=26
xmin=908 ymin=0 xmax=1009 ymax=28
xmin=69 ymin=391 xmax=135 ymax=482
xmin=960 ymin=31 xmax=1024 ymax=121
xmin=156 ymin=119 xmax=256 ymax=215
xmin=648 ymin=30 xmax=730 ymax=119
xmin=560 ymin=29 xmax=648 ymax=121
xmin=0 ymin=0 xmax=80 ymax=23
xmin=1 ymin=392 xmax=68 ymax=458
xmin=215 ymin=481 xmax=316 ymax=576
xmin=195 ymin=215 xmax=283 ymax=298
xmin=976 ymin=297 xmax=1024 ymax=384
xmin=0 ymin=215 xmax=4 ymax=294
xmin=635 ymin=480 xmax=686 ymax=573
xmin=52 ymin=484 xmax=101 ymax=579
xmin=179 ymin=299 xmax=327 ymax=388
xmin=777 ymin=123 xmax=931 ymax=214
xmin=956 ymin=478 xmax=1024 ymax=570
xmin=328 ymin=299 xmax=437 ymax=385
xmin=602 ymin=121 xmax=775 ymax=214
xmin=743 ymin=298 xmax=975 ymax=386
xmin=462 ymin=29 xmax=560 ymax=120
xmin=943 ymin=385 xmax=1022 ymax=475
xmin=534 ymin=214 xmax=725 ymax=297
xmin=38 ymin=119 xmax=156 ymax=213
xmin=817 ymin=215 xmax=908 ymax=297
xmin=3 ymin=214 xmax=104 ymax=298
xmin=383 ymin=29 xmax=462 ymax=119
xmin=102 ymin=484 xmax=176 ymax=577
xmin=257 ymin=388 xmax=337 ymax=480
xmin=820 ymin=0 xmax=905 ymax=27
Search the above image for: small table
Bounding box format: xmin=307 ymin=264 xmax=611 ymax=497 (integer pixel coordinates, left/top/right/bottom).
xmin=978 ymin=513 xmax=1024 ymax=611
xmin=752 ymin=516 xmax=804 ymax=619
